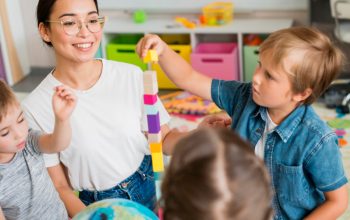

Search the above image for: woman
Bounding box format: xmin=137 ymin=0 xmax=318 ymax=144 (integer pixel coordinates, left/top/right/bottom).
xmin=22 ymin=0 xmax=181 ymax=217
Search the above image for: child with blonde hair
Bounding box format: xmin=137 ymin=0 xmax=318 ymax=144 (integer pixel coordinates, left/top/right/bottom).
xmin=161 ymin=128 xmax=272 ymax=220
xmin=137 ymin=27 xmax=348 ymax=219
xmin=0 ymin=80 xmax=76 ymax=219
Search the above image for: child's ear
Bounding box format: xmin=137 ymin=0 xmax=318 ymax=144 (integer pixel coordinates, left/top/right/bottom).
xmin=38 ymin=22 xmax=51 ymax=43
xmin=293 ymin=88 xmax=312 ymax=102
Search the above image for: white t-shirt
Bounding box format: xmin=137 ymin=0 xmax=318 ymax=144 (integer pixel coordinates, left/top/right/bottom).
xmin=254 ymin=112 xmax=277 ymax=159
xmin=22 ymin=59 xmax=170 ymax=191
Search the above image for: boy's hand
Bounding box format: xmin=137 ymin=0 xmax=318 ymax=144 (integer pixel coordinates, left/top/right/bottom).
xmin=52 ymin=85 xmax=77 ymax=121
xmin=198 ymin=114 xmax=232 ymax=128
xmin=136 ymin=34 xmax=166 ymax=59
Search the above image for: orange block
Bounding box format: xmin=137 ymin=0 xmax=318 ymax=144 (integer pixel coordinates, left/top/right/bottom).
xmin=150 ymin=142 xmax=162 ymax=153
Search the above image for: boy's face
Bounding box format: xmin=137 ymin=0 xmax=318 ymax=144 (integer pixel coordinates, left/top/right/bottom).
xmin=0 ymin=104 xmax=29 ymax=157
xmin=252 ymin=52 xmax=300 ymax=111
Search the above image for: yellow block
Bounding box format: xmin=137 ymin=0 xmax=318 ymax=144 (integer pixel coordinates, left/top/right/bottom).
xmin=150 ymin=142 xmax=162 ymax=153
xmin=143 ymin=50 xmax=158 ymax=63
xmin=151 ymin=152 xmax=164 ymax=172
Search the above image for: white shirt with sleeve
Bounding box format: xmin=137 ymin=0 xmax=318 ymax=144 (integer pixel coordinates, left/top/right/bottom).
xmin=22 ymin=59 xmax=170 ymax=191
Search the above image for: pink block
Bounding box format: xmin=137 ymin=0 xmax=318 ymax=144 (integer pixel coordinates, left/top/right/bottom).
xmin=144 ymin=94 xmax=157 ymax=105
xmin=191 ymin=43 xmax=239 ymax=80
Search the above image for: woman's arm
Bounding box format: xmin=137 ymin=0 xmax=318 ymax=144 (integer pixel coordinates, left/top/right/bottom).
xmin=47 ymin=163 xmax=86 ymax=218
xmin=304 ymin=184 xmax=348 ymax=220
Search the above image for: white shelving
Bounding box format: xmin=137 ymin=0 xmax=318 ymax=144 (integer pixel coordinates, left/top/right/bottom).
xmin=102 ymin=17 xmax=293 ymax=80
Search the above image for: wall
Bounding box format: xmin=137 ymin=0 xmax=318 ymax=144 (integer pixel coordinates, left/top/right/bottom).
xmin=20 ymin=0 xmax=308 ymax=69
xmin=20 ymin=0 xmax=55 ymax=68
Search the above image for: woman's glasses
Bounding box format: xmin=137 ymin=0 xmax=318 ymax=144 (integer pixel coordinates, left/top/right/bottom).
xmin=46 ymin=16 xmax=106 ymax=36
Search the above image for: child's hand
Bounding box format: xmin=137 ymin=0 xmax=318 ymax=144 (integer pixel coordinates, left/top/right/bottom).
xmin=52 ymin=85 xmax=77 ymax=121
xmin=198 ymin=114 xmax=232 ymax=128
xmin=136 ymin=34 xmax=166 ymax=59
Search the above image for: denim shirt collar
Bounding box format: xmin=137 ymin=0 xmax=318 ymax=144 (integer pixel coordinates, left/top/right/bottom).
xmin=254 ymin=105 xmax=306 ymax=143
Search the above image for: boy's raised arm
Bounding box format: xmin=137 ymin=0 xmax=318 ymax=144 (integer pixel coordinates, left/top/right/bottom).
xmin=39 ymin=85 xmax=77 ymax=153
xmin=136 ymin=34 xmax=213 ymax=101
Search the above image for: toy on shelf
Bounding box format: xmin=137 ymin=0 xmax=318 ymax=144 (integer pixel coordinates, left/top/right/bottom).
xmin=133 ymin=10 xmax=147 ymax=24
xmin=201 ymin=2 xmax=233 ymax=26
xmin=244 ymin=34 xmax=263 ymax=46
xmin=175 ymin=17 xmax=196 ymax=29
xmin=142 ymin=50 xmax=164 ymax=205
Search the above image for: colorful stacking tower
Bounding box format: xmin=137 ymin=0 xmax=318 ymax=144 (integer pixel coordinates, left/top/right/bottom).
xmin=142 ymin=50 xmax=164 ymax=201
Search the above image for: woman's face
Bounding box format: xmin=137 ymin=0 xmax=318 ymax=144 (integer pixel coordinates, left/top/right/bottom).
xmin=44 ymin=0 xmax=102 ymax=64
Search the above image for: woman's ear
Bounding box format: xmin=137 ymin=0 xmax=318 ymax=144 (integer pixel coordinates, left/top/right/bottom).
xmin=293 ymin=88 xmax=312 ymax=102
xmin=38 ymin=22 xmax=51 ymax=43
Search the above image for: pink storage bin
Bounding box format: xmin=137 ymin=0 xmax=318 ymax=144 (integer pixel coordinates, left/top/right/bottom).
xmin=191 ymin=43 xmax=239 ymax=80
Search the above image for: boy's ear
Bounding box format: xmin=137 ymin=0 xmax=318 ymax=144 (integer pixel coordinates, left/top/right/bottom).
xmin=38 ymin=22 xmax=51 ymax=43
xmin=293 ymin=88 xmax=312 ymax=102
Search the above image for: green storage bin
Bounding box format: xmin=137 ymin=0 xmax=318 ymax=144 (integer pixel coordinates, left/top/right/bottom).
xmin=106 ymin=34 xmax=147 ymax=70
xmin=243 ymin=46 xmax=259 ymax=82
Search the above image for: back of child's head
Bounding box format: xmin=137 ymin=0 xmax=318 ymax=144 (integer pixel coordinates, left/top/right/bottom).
xmin=0 ymin=80 xmax=18 ymax=123
xmin=259 ymin=26 xmax=344 ymax=105
xmin=161 ymin=128 xmax=272 ymax=220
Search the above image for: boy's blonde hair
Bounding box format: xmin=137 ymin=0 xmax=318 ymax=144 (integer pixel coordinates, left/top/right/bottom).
xmin=161 ymin=128 xmax=272 ymax=220
xmin=259 ymin=26 xmax=344 ymax=105
xmin=0 ymin=80 xmax=18 ymax=122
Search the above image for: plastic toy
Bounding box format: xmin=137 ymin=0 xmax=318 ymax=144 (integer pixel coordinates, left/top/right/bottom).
xmin=202 ymin=2 xmax=233 ymax=26
xmin=322 ymin=81 xmax=350 ymax=108
xmin=175 ymin=17 xmax=196 ymax=29
xmin=133 ymin=10 xmax=147 ymax=23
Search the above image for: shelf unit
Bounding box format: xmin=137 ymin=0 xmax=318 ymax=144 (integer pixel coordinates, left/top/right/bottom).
xmin=101 ymin=17 xmax=293 ymax=82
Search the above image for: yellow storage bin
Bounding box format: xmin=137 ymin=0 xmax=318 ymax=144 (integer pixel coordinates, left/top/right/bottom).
xmin=152 ymin=34 xmax=191 ymax=89
xmin=152 ymin=45 xmax=191 ymax=89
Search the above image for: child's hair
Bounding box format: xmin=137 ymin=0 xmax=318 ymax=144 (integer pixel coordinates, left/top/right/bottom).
xmin=161 ymin=128 xmax=272 ymax=220
xmin=0 ymin=80 xmax=18 ymax=122
xmin=259 ymin=26 xmax=344 ymax=105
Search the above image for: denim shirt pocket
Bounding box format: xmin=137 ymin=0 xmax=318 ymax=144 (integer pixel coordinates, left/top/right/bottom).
xmin=276 ymin=163 xmax=310 ymax=207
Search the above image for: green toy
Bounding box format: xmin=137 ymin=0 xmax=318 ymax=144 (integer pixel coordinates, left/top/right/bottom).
xmin=133 ymin=10 xmax=147 ymax=23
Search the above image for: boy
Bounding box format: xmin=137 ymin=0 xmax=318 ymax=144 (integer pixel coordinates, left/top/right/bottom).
xmin=0 ymin=80 xmax=76 ymax=219
xmin=136 ymin=27 xmax=348 ymax=219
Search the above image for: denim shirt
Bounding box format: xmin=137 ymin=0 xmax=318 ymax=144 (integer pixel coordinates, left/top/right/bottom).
xmin=211 ymin=80 xmax=348 ymax=220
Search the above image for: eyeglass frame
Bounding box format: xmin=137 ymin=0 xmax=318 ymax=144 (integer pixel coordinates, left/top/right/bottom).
xmin=45 ymin=16 xmax=107 ymax=36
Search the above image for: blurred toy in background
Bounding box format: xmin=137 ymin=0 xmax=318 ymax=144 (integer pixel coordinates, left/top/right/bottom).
xmin=244 ymin=34 xmax=263 ymax=46
xmin=133 ymin=10 xmax=147 ymax=23
xmin=175 ymin=17 xmax=196 ymax=29
xmin=322 ymin=81 xmax=350 ymax=110
xmin=200 ymin=2 xmax=233 ymax=26
xmin=337 ymin=93 xmax=350 ymax=114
